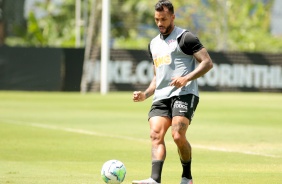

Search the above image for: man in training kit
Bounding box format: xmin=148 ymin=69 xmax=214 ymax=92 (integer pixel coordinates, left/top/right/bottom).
xmin=132 ymin=0 xmax=213 ymax=184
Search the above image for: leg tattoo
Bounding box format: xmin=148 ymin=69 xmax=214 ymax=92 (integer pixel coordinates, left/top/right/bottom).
xmin=172 ymin=120 xmax=191 ymax=161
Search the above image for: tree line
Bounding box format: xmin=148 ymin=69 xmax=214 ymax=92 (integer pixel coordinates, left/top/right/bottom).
xmin=1 ymin=0 xmax=281 ymax=53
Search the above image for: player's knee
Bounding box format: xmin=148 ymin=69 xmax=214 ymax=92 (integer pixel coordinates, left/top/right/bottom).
xmin=172 ymin=132 xmax=186 ymax=145
xmin=150 ymin=129 xmax=162 ymax=143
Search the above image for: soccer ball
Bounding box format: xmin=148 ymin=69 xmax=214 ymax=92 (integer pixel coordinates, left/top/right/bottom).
xmin=101 ymin=160 xmax=126 ymax=184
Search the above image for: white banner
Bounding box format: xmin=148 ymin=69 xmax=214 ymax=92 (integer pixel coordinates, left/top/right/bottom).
xmin=91 ymin=60 xmax=282 ymax=90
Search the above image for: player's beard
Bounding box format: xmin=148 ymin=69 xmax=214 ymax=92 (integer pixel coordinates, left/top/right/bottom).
xmin=159 ymin=23 xmax=174 ymax=35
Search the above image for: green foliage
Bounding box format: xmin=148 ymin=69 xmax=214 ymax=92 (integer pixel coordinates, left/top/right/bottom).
xmin=4 ymin=0 xmax=282 ymax=52
xmin=176 ymin=0 xmax=282 ymax=53
xmin=26 ymin=11 xmax=47 ymax=46
xmin=225 ymin=0 xmax=282 ymax=52
xmin=6 ymin=0 xmax=77 ymax=47
xmin=111 ymin=0 xmax=157 ymax=49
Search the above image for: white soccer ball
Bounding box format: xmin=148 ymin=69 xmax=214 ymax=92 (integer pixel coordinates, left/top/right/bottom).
xmin=101 ymin=160 xmax=126 ymax=184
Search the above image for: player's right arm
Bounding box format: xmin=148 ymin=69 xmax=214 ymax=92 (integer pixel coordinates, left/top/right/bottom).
xmin=133 ymin=66 xmax=156 ymax=102
xmin=133 ymin=42 xmax=156 ymax=102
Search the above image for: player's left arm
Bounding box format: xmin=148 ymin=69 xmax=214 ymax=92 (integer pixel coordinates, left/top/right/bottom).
xmin=171 ymin=32 xmax=213 ymax=87
xmin=186 ymin=48 xmax=213 ymax=81
xmin=171 ymin=48 xmax=213 ymax=88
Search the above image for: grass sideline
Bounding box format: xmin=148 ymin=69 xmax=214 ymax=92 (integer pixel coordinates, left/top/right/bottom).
xmin=0 ymin=91 xmax=281 ymax=184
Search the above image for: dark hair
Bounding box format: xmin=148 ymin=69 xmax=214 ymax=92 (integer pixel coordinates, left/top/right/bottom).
xmin=155 ymin=0 xmax=174 ymax=14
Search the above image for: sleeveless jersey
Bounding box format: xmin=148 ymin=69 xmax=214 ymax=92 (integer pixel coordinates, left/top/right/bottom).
xmin=149 ymin=26 xmax=199 ymax=103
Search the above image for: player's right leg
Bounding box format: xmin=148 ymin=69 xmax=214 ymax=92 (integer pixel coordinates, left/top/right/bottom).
xmin=132 ymin=116 xmax=171 ymax=184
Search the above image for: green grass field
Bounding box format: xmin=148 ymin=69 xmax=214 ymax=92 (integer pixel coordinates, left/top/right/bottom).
xmin=0 ymin=91 xmax=281 ymax=184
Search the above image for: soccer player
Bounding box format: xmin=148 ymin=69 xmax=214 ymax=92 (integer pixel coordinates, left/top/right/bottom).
xmin=132 ymin=0 xmax=213 ymax=184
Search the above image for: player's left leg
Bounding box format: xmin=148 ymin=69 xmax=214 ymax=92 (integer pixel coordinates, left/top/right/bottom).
xmin=170 ymin=94 xmax=198 ymax=184
xmin=171 ymin=116 xmax=193 ymax=183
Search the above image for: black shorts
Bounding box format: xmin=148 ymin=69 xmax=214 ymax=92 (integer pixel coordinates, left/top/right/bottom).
xmin=148 ymin=94 xmax=199 ymax=122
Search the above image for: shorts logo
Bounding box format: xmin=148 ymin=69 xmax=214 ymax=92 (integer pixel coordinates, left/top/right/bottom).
xmin=173 ymin=101 xmax=188 ymax=111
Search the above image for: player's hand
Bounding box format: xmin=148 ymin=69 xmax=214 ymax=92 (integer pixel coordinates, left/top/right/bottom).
xmin=132 ymin=91 xmax=146 ymax=102
xmin=170 ymin=76 xmax=189 ymax=88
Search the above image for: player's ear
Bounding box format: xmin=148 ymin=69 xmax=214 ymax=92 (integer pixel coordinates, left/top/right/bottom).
xmin=171 ymin=14 xmax=175 ymax=20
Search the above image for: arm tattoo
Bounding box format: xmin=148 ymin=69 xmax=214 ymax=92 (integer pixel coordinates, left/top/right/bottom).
xmin=145 ymin=91 xmax=151 ymax=99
